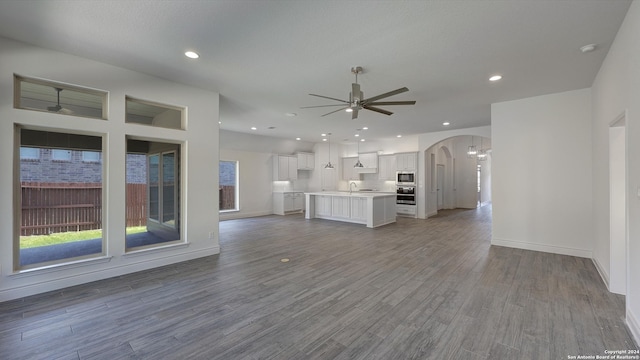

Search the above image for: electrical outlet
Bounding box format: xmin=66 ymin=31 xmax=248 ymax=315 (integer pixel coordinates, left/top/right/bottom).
xmin=208 ymin=231 xmax=215 ymax=239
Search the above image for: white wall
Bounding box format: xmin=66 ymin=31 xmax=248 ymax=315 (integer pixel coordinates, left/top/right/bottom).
xmin=491 ymin=88 xmax=593 ymax=258
xmin=219 ymin=149 xmax=274 ymax=220
xmin=591 ymin=0 xmax=640 ymax=343
xmin=0 ymin=37 xmax=220 ymax=301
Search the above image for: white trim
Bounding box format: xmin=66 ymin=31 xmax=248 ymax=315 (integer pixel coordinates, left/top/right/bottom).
xmin=491 ymin=237 xmax=592 ymax=258
xmin=220 ymin=210 xmax=272 ymax=221
xmin=122 ymin=241 xmax=190 ymax=258
xmin=592 ymin=257 xmax=610 ymax=291
xmin=10 ymin=256 xmax=113 ymax=278
xmin=627 ymin=308 xmax=640 ymax=348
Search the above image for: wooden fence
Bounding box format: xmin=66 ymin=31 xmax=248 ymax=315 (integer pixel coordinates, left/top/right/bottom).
xmin=21 ymin=182 xmax=232 ymax=236
xmin=20 ymin=182 xmax=147 ymax=236
xmin=219 ymin=185 xmax=235 ymax=210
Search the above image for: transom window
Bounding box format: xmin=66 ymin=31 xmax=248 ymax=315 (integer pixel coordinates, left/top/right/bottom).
xmin=15 ymin=76 xmax=108 ymax=120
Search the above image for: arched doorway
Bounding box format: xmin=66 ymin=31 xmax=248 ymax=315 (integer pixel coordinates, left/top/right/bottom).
xmin=424 ymin=135 xmax=491 ymax=217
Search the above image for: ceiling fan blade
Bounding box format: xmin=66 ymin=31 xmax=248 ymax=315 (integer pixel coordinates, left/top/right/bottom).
xmin=363 ymin=105 xmax=393 ymax=116
xmin=352 ymin=108 xmax=359 ymax=119
xmin=309 ymin=94 xmax=350 ymax=103
xmin=362 ymin=87 xmax=409 ymax=104
xmin=301 ymin=104 xmax=350 ymax=109
xmin=367 ymin=100 xmax=416 ymax=106
xmin=321 ymin=107 xmax=349 ymax=117
xmin=352 ymin=83 xmax=361 ymax=102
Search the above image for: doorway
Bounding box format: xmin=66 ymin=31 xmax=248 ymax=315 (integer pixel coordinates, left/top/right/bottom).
xmin=437 ymin=164 xmax=445 ymax=210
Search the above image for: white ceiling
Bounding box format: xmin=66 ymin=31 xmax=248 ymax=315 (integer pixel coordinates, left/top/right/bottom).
xmin=0 ymin=0 xmax=632 ymax=143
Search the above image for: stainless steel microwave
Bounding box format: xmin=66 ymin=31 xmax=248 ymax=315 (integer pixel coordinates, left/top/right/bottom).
xmin=396 ymin=171 xmax=415 ymax=185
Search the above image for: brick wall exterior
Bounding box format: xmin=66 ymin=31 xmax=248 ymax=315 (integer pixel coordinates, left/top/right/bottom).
xmin=20 ymin=149 xmax=147 ymax=183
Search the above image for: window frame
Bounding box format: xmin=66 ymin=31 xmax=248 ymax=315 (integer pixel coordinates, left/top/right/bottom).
xmin=20 ymin=147 xmax=40 ymax=160
xmin=82 ymin=151 xmax=101 ymax=163
xmin=14 ymin=125 xmax=106 ymax=271
xmin=14 ymin=75 xmax=108 ymax=120
xmin=51 ymin=149 xmax=72 ymax=162
xmin=219 ymin=160 xmax=239 ymax=212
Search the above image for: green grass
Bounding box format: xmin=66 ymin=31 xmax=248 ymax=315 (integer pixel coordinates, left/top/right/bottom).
xmin=20 ymin=226 xmax=147 ymax=248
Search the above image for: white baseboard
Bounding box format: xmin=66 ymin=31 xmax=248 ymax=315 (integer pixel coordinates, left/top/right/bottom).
xmin=220 ymin=210 xmax=272 ymax=221
xmin=491 ymin=237 xmax=593 ymax=258
xmin=592 ymin=257 xmax=610 ymax=291
xmin=628 ymin=308 xmax=640 ymax=348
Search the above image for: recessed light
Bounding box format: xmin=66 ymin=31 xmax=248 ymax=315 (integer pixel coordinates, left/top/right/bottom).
xmin=296 ymin=137 xmax=301 ymax=141
xmin=355 ymin=134 xmax=360 ymax=137
xmin=286 ymin=113 xmax=297 ymax=117
xmin=321 ymin=133 xmax=327 ymax=137
xmin=442 ymin=122 xmax=450 ymax=126
xmin=397 ymin=135 xmax=402 ymax=138
xmin=580 ymin=44 xmax=597 ymax=53
xmin=489 ymin=75 xmax=502 ymax=82
xmin=218 ymin=121 xmax=222 ymax=124
xmin=346 ymin=108 xmax=353 ymax=113
xmin=360 ymin=139 xmax=365 ymax=142
xmin=251 ymin=127 xmax=257 ymax=130
xmin=185 ymin=51 xmax=200 ymax=59
xmin=322 ymin=138 xmax=327 ymax=142
xmin=362 ymin=127 xmax=368 ymax=130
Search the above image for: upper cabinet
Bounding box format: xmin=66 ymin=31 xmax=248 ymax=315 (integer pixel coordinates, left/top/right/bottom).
xmin=296 ymin=152 xmax=315 ymax=170
xmin=378 ymin=154 xmax=397 ymax=180
xmin=354 ymin=152 xmax=378 ymax=173
xmin=273 ymin=155 xmax=298 ymax=181
xmin=341 ymin=157 xmax=360 ymax=181
xmin=396 ymin=152 xmax=417 ymax=171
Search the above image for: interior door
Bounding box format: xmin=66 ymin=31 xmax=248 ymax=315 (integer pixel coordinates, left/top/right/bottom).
xmin=437 ymin=164 xmax=444 ymax=210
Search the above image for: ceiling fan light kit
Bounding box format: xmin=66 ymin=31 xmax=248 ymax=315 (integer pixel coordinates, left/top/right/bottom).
xmin=302 ymin=66 xmax=416 ymax=119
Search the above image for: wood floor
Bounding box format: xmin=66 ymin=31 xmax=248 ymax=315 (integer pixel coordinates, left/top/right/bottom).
xmin=0 ymin=206 xmax=637 ymax=359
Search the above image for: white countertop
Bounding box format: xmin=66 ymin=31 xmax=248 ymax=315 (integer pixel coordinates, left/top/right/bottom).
xmin=305 ymin=191 xmax=395 ymax=197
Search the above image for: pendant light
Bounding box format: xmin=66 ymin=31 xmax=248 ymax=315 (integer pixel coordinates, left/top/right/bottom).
xmin=354 ymin=133 xmax=364 ymax=168
xmin=324 ymin=133 xmax=335 ymax=169
xmin=467 ymin=136 xmax=477 ymax=158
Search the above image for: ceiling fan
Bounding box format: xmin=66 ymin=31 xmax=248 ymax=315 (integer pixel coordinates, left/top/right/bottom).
xmin=47 ymin=87 xmax=74 ymax=115
xmin=302 ymin=66 xmax=416 ymax=119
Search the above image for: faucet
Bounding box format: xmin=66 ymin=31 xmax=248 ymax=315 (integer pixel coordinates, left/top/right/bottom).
xmin=349 ymin=181 xmax=358 ymax=194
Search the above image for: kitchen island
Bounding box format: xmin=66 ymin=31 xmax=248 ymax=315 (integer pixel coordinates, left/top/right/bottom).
xmin=305 ymin=191 xmax=396 ymax=228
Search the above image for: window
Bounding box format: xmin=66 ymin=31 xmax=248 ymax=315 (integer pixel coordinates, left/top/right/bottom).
xmin=82 ymin=151 xmax=101 ymax=163
xmin=51 ymin=149 xmax=72 ymax=161
xmin=20 ymin=147 xmax=39 ymax=160
xmin=219 ymin=160 xmax=238 ymax=211
xmin=126 ymin=138 xmax=181 ymax=251
xmin=126 ymin=97 xmax=184 ymax=130
xmin=15 ymin=76 xmax=107 ymax=120
xmin=17 ymin=128 xmax=103 ymax=269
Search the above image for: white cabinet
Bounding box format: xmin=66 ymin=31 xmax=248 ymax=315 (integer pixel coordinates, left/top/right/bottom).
xmin=273 ymin=192 xmax=304 ymax=215
xmin=396 ymin=152 xmax=417 ymax=171
xmin=397 ymin=204 xmax=416 ymax=217
xmin=378 ymin=154 xmax=397 ymax=180
xmin=354 ymin=152 xmax=378 ymax=173
xmin=293 ymin=192 xmax=304 ymax=211
xmin=332 ymin=196 xmax=351 ymax=218
xmin=296 ymin=152 xmax=315 ymax=170
xmin=341 ymin=157 xmax=360 ymax=181
xmin=315 ymin=195 xmax=332 ymax=216
xmin=350 ymin=197 xmax=367 ymax=221
xmin=273 ymin=155 xmax=298 ymax=181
